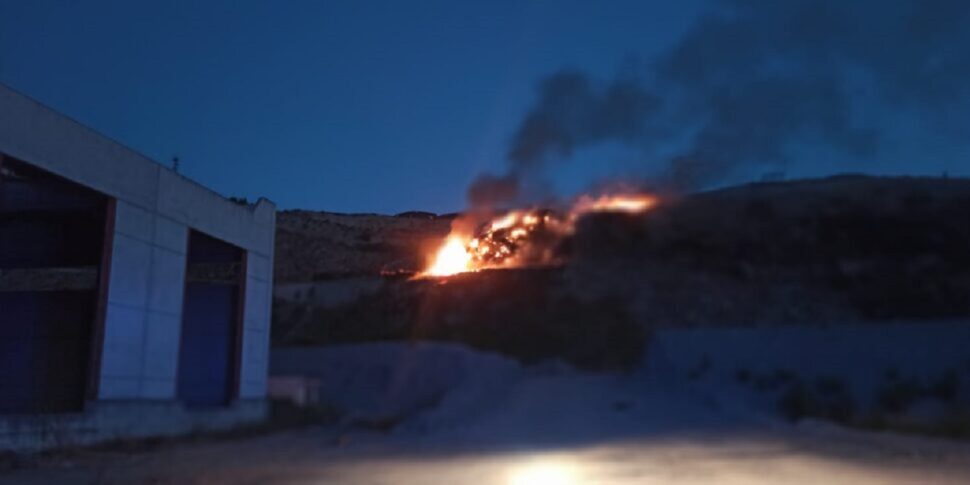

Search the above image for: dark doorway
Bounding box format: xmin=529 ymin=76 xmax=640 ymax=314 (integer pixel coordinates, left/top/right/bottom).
xmin=177 ymin=231 xmax=245 ymax=407
xmin=0 ymin=155 xmax=109 ymax=414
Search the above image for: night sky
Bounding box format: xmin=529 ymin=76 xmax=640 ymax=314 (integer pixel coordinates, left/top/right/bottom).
xmin=2 ymin=1 xmax=968 ymax=213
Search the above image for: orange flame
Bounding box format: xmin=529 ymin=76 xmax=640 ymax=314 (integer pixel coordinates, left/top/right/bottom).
xmin=572 ymin=194 xmax=656 ymax=214
xmin=425 ymin=236 xmax=473 ymax=277
xmin=421 ymin=194 xmax=657 ymax=277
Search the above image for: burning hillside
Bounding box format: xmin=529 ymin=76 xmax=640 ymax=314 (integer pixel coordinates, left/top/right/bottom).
xmin=423 ymin=194 xmax=657 ymax=277
xmin=274 ymin=176 xmax=970 ymax=370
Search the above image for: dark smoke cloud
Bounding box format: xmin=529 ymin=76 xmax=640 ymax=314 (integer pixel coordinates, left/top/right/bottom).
xmin=660 ymin=0 xmax=970 ymax=186
xmin=506 ymin=70 xmax=660 ymax=166
xmin=468 ymin=70 xmax=658 ymax=207
xmin=473 ymin=0 xmax=970 ymax=206
xmin=467 ymin=173 xmax=520 ymax=208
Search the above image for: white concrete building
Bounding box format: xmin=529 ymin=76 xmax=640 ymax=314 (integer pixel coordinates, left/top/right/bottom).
xmin=0 ymin=84 xmax=275 ymax=450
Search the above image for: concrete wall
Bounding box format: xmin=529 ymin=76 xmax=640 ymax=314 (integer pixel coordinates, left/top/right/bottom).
xmin=98 ymin=202 xmax=273 ymax=401
xmin=0 ymin=400 xmax=267 ymax=452
xmin=0 ymin=84 xmax=275 ymax=448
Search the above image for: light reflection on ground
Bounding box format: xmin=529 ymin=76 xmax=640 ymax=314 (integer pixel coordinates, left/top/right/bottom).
xmin=4 ymin=426 xmax=970 ymax=484
xmin=506 ymin=456 xmax=580 ymax=485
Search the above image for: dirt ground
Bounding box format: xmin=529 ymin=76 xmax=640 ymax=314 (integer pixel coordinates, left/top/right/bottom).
xmin=3 ymin=422 xmax=970 ymax=485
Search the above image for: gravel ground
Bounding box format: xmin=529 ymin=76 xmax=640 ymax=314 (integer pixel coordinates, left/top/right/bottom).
xmin=4 ymin=339 xmax=969 ymax=484
xmin=4 ymin=401 xmax=969 ymax=484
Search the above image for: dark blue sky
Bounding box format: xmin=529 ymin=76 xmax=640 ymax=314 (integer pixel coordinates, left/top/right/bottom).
xmin=0 ymin=1 xmax=704 ymax=213
xmin=4 ymin=1 xmax=968 ymax=213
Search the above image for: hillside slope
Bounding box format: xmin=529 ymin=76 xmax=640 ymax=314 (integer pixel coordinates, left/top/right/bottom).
xmin=273 ymin=175 xmax=970 ymax=366
xmin=274 ymin=210 xmax=450 ymax=282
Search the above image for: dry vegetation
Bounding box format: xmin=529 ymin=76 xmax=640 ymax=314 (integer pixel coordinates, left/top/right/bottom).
xmin=274 ymin=210 xmax=450 ymax=282
xmin=273 ymin=175 xmax=970 ymax=368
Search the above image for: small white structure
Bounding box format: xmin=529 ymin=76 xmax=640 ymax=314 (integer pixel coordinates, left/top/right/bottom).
xmin=267 ymin=376 xmax=322 ymax=407
xmin=0 ymin=84 xmax=275 ymax=450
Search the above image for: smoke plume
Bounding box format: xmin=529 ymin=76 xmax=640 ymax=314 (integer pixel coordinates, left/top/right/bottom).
xmin=471 ymin=0 xmax=970 ymax=207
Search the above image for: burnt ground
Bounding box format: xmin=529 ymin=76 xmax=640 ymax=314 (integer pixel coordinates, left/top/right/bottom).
xmin=273 ymin=175 xmax=970 ymax=369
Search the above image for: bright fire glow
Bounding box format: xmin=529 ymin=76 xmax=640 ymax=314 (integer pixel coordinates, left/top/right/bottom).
xmin=425 ymin=236 xmax=472 ymax=276
xmin=573 ymin=194 xmax=656 ymax=215
xmin=421 ymin=193 xmax=657 ymax=277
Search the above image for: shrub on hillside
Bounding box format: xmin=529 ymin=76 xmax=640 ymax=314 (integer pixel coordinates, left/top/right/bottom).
xmin=282 ymin=268 xmax=647 ymax=371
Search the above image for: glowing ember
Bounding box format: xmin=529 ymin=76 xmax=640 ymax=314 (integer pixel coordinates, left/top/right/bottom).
xmin=421 ymin=193 xmax=657 ymax=277
xmin=573 ymin=194 xmax=656 ymax=215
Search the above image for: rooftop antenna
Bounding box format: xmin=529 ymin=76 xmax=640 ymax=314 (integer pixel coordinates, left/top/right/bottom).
xmin=172 ymin=156 xmax=180 ymax=173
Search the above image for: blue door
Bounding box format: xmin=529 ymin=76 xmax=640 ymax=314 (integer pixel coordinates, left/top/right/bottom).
xmin=176 ymin=283 xmax=238 ymax=407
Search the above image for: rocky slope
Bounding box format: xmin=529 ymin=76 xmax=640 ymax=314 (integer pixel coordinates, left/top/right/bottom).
xmin=272 ymin=175 xmax=970 ymax=368
xmin=274 ymin=210 xmax=451 ymax=282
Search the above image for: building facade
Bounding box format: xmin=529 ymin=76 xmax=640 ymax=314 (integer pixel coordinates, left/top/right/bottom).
xmin=0 ymin=84 xmax=275 ymax=450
